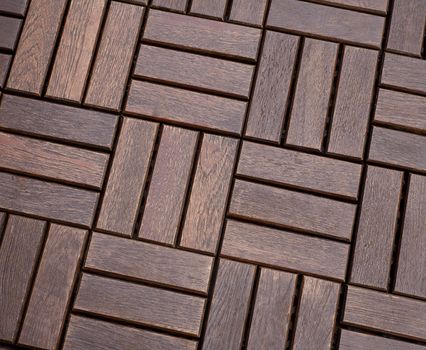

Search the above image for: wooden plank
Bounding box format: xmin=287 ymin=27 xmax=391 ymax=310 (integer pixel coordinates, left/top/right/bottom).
xmin=247 ymin=269 xmax=296 ymax=349
xmin=293 ymin=276 xmax=340 ymax=350
xmin=375 ymin=89 xmax=426 ymax=133
xmin=152 ymin=0 xmax=187 ymax=11
xmin=85 ymin=232 xmax=213 ymax=293
xmin=245 ymin=31 xmax=299 ymax=143
xmin=0 ymin=216 xmax=45 ymax=342
xmin=0 ymin=54 xmax=11 ymax=88
xmin=180 ymin=135 xmax=237 ymax=253
xmin=351 ymin=166 xmax=403 ymax=290
xmin=0 ymin=132 xmax=108 ymax=189
xmin=7 ymin=0 xmax=68 ymax=94
xmin=0 ymin=16 xmax=21 ymax=50
xmin=85 ymin=2 xmax=143 ymax=110
xmin=0 ymin=95 xmax=117 ymax=149
xmin=344 ymin=286 xmax=426 ymax=341
xmin=369 ymin=127 xmax=426 ymax=172
xmin=139 ymin=126 xmax=197 ymax=244
xmin=328 ymin=46 xmax=378 ymax=158
xmin=134 ymin=45 xmax=254 ymax=98
xmin=203 ymin=259 xmax=255 ymax=350
xmin=19 ymin=225 xmax=87 ymax=350
xmin=64 ymin=316 xmax=197 ymax=350
xmin=46 ymin=0 xmax=106 ymax=102
xmin=0 ymin=0 xmax=28 ymax=16
xmin=0 ymin=212 xmax=5 ymax=240
xmin=237 ymin=141 xmax=362 ymax=199
xmin=97 ymin=118 xmax=157 ymax=235
xmin=229 ymin=0 xmax=267 ymax=25
xmin=229 ymin=180 xmax=356 ymax=240
xmin=0 ymin=172 xmax=98 ymax=226
xmin=74 ymin=274 xmax=205 ymax=336
xmin=190 ymin=0 xmax=226 ymax=18
xmin=222 ymin=219 xmax=349 ymax=280
xmin=144 ymin=10 xmax=261 ymax=60
xmin=395 ymin=174 xmax=426 ymax=299
xmin=314 ymin=0 xmax=388 ymax=13
xmin=286 ymin=38 xmax=338 ymax=150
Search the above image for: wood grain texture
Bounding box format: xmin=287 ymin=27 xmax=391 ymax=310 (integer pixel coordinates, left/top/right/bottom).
xmin=0 ymin=212 xmax=5 ymax=241
xmin=395 ymin=174 xmax=426 ymax=299
xmin=74 ymin=274 xmax=205 ymax=336
xmin=287 ymin=38 xmax=338 ymax=150
xmin=7 ymin=0 xmax=68 ymax=94
xmin=230 ymin=0 xmax=267 ymax=25
xmin=180 ymin=135 xmax=237 ymax=253
xmin=64 ymin=316 xmax=197 ymax=350
xmin=190 ymin=0 xmax=226 ymax=18
xmin=85 ymin=2 xmax=143 ymax=110
xmin=46 ymin=0 xmax=106 ymax=102
xmin=144 ymin=10 xmax=261 ymax=60
xmin=267 ymin=0 xmax=385 ymax=47
xmin=369 ymin=127 xmax=426 ymax=172
xmin=245 ymin=31 xmax=299 ymax=143
xmin=247 ymin=269 xmax=296 ymax=349
xmin=314 ymin=0 xmax=388 ymax=13
xmin=0 ymin=0 xmax=28 ymax=16
xmin=351 ymin=166 xmax=403 ymax=290
xmin=237 ymin=141 xmax=362 ymax=199
xmin=0 ymin=17 xmax=21 ymax=50
xmin=0 ymin=54 xmax=11 ymax=88
xmin=293 ymin=276 xmax=340 ymax=350
xmin=344 ymin=286 xmax=426 ymax=341
xmin=0 ymin=172 xmax=98 ymax=226
xmin=126 ymin=80 xmax=246 ymax=134
xmin=97 ymin=118 xmax=157 ymax=235
xmin=85 ymin=232 xmax=213 ymax=293
xmin=139 ymin=126 xmax=197 ymax=244
xmin=229 ymin=180 xmax=356 ymax=240
xmin=152 ymin=0 xmax=187 ymax=11
xmin=135 ymin=45 xmax=254 ymax=98
xmin=19 ymin=225 xmax=87 ymax=350
xmin=0 ymin=95 xmax=118 ymax=149
xmin=222 ymin=220 xmax=349 ymax=280
xmin=203 ymin=259 xmax=255 ymax=350
xmin=0 ymin=216 xmax=45 ymax=342
xmin=328 ymin=46 xmax=378 ymax=158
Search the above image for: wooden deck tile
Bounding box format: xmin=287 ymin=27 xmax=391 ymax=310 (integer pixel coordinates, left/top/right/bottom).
xmin=190 ymin=0 xmax=226 ymax=19
xmin=229 ymin=0 xmax=267 ymax=26
xmin=314 ymin=0 xmax=388 ymax=13
xmin=0 ymin=0 xmax=29 ymax=16
xmin=0 ymin=16 xmax=21 ymax=51
xmin=152 ymin=0 xmax=187 ymax=11
xmin=0 ymin=54 xmax=11 ymax=88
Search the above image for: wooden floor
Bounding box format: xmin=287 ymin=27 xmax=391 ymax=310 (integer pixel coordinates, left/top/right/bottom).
xmin=0 ymin=0 xmax=425 ymax=349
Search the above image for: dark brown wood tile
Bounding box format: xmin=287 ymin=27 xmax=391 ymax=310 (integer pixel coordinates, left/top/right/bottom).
xmin=0 ymin=16 xmax=21 ymax=51
xmin=0 ymin=0 xmax=29 ymax=16
xmin=0 ymin=54 xmax=11 ymax=88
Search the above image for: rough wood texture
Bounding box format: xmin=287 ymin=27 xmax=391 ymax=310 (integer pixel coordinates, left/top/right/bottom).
xmin=152 ymin=0 xmax=187 ymax=11
xmin=0 ymin=0 xmax=29 ymax=16
xmin=190 ymin=0 xmax=226 ymax=18
xmin=314 ymin=0 xmax=388 ymax=13
xmin=0 ymin=54 xmax=11 ymax=88
xmin=229 ymin=0 xmax=267 ymax=25
xmin=0 ymin=17 xmax=21 ymax=51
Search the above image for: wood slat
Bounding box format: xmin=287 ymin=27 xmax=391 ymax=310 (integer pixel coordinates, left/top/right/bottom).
xmin=314 ymin=0 xmax=388 ymax=13
xmin=46 ymin=0 xmax=106 ymax=102
xmin=0 ymin=216 xmax=45 ymax=342
xmin=203 ymin=259 xmax=255 ymax=350
xmin=0 ymin=212 xmax=6 ymax=241
xmin=180 ymin=135 xmax=237 ymax=253
xmin=190 ymin=0 xmax=226 ymax=18
xmin=85 ymin=2 xmax=143 ymax=110
xmin=0 ymin=54 xmax=11 ymax=88
xmin=0 ymin=0 xmax=28 ymax=16
xmin=351 ymin=166 xmax=403 ymax=290
xmin=0 ymin=17 xmax=21 ymax=50
xmin=230 ymin=0 xmax=267 ymax=26
xmin=7 ymin=0 xmax=68 ymax=94
xmin=222 ymin=220 xmax=349 ymax=280
xmin=328 ymin=46 xmax=378 ymax=158
xmin=74 ymin=274 xmax=205 ymax=336
xmin=229 ymin=180 xmax=356 ymax=240
xmin=152 ymin=0 xmax=187 ymax=11
xmin=139 ymin=126 xmax=197 ymax=244
xmin=19 ymin=225 xmax=87 ymax=350
xmin=97 ymin=118 xmax=157 ymax=235
xmin=245 ymin=31 xmax=299 ymax=143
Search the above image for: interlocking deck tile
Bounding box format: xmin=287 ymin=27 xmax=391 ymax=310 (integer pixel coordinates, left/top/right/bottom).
xmin=0 ymin=0 xmax=29 ymax=16
xmin=190 ymin=0 xmax=226 ymax=19
xmin=0 ymin=17 xmax=21 ymax=51
xmin=229 ymin=0 xmax=267 ymax=26
xmin=314 ymin=0 xmax=388 ymax=13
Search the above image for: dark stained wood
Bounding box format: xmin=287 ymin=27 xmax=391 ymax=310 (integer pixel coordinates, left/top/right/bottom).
xmin=351 ymin=166 xmax=403 ymax=290
xmin=18 ymin=225 xmax=87 ymax=350
xmin=143 ymin=10 xmax=261 ymax=60
xmin=229 ymin=0 xmax=267 ymax=26
xmin=134 ymin=45 xmax=254 ymax=98
xmin=0 ymin=216 xmax=45 ymax=342
xmin=328 ymin=46 xmax=378 ymax=158
xmin=74 ymin=274 xmax=205 ymax=336
xmin=0 ymin=212 xmax=5 ymax=240
xmin=0 ymin=54 xmax=11 ymax=88
xmin=237 ymin=141 xmax=362 ymax=199
xmin=229 ymin=180 xmax=356 ymax=240
xmin=180 ymin=135 xmax=237 ymax=253
xmin=0 ymin=0 xmax=28 ymax=16
xmin=139 ymin=126 xmax=198 ymax=244
xmin=96 ymin=118 xmax=158 ymax=235
xmin=0 ymin=17 xmax=21 ymax=51
xmin=245 ymin=31 xmax=299 ymax=143
xmin=152 ymin=0 xmax=187 ymax=11
xmin=222 ymin=220 xmax=349 ymax=280
xmin=7 ymin=0 xmax=68 ymax=95
xmin=0 ymin=95 xmax=118 ymax=150
xmin=314 ymin=0 xmax=388 ymax=13
xmin=286 ymin=38 xmax=338 ymax=150
xmin=344 ymin=286 xmax=426 ymax=341
xmin=85 ymin=232 xmax=213 ymax=293
xmin=85 ymin=2 xmax=143 ymax=110
xmin=203 ymin=259 xmax=255 ymax=350
xmin=292 ymin=276 xmax=340 ymax=350
xmin=64 ymin=316 xmax=197 ymax=350
xmin=46 ymin=0 xmax=106 ymax=102
xmin=190 ymin=0 xmax=226 ymax=18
